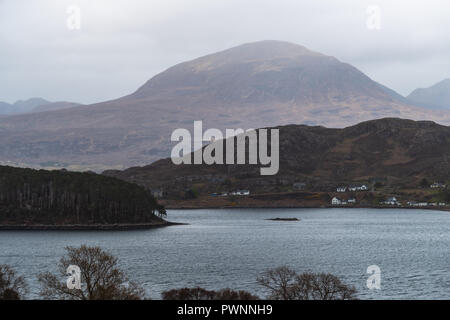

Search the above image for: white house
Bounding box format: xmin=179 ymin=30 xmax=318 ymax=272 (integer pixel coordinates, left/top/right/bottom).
xmin=230 ymin=190 xmax=250 ymax=196
xmin=383 ymin=197 xmax=399 ymax=205
xmin=417 ymin=202 xmax=428 ymax=207
xmin=347 ymin=185 xmax=369 ymax=192
xmin=151 ymin=189 xmax=164 ymax=198
xmin=430 ymin=182 xmax=446 ymax=189
xmin=347 ymin=198 xmax=357 ymax=204
xmin=331 ymin=197 xmax=342 ymax=205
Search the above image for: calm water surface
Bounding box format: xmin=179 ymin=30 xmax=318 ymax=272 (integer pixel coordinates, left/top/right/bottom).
xmin=0 ymin=208 xmax=449 ymax=299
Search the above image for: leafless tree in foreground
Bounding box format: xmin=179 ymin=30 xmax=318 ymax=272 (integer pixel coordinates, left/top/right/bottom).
xmin=257 ymin=266 xmax=357 ymax=300
xmin=38 ymin=245 xmax=145 ymax=300
xmin=0 ymin=265 xmax=28 ymax=300
xmin=162 ymin=287 xmax=259 ymax=300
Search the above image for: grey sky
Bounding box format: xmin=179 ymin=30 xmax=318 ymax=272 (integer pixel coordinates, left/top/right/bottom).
xmin=1 ymin=0 xmax=450 ymax=104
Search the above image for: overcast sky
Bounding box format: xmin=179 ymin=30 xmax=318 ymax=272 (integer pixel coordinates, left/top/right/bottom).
xmin=1 ymin=0 xmax=450 ymax=104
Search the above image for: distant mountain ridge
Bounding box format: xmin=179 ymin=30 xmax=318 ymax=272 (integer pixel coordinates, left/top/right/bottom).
xmin=0 ymin=40 xmax=449 ymax=170
xmin=0 ymin=97 xmax=81 ymax=115
xmin=407 ymin=79 xmax=450 ymax=109
xmin=0 ymin=98 xmax=50 ymax=115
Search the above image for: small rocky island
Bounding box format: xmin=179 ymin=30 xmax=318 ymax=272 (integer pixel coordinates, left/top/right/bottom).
xmin=0 ymin=165 xmax=172 ymax=230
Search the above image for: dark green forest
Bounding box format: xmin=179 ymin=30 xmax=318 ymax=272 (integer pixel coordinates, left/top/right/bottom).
xmin=0 ymin=166 xmax=165 ymax=225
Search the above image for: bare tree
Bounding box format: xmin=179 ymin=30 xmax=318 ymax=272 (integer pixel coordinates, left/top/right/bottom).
xmin=0 ymin=265 xmax=28 ymax=300
xmin=258 ymin=266 xmax=357 ymax=300
xmin=256 ymin=266 xmax=298 ymax=300
xmin=306 ymin=273 xmax=357 ymax=300
xmin=38 ymin=245 xmax=145 ymax=300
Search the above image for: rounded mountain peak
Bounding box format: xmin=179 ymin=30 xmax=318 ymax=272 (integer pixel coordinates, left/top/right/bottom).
xmin=201 ymin=40 xmax=325 ymax=63
xmin=135 ymin=41 xmax=332 ymax=97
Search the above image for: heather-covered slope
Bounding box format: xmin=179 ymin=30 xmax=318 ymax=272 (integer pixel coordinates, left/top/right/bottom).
xmin=104 ymin=118 xmax=450 ymax=196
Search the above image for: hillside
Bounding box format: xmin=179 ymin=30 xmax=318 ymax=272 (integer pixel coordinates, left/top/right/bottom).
xmin=0 ymin=41 xmax=448 ymax=170
xmin=31 ymin=101 xmax=81 ymax=113
xmin=407 ymin=79 xmax=450 ymax=109
xmin=104 ymin=118 xmax=450 ymax=200
xmin=0 ymin=166 xmax=166 ymax=227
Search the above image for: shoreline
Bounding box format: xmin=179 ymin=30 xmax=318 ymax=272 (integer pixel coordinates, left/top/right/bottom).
xmin=164 ymin=204 xmax=450 ymax=212
xmin=159 ymin=190 xmax=450 ymax=212
xmin=1 ymin=206 xmax=447 ymax=231
xmin=0 ymin=221 xmax=186 ymax=231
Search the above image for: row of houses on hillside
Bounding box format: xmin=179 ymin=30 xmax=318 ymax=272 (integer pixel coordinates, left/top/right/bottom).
xmin=406 ymin=201 xmax=446 ymax=207
xmin=211 ymin=190 xmax=251 ymax=197
xmin=229 ymin=190 xmax=250 ymax=196
xmin=380 ymin=197 xmax=447 ymax=207
xmin=336 ymin=185 xmax=369 ymax=192
xmin=430 ymin=182 xmax=446 ymax=189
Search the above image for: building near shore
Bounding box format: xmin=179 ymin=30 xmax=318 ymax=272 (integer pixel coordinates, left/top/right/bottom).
xmin=332 ymin=197 xmax=342 ymax=205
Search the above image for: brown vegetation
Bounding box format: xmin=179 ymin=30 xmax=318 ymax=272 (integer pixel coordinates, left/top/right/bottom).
xmin=0 ymin=265 xmax=27 ymax=300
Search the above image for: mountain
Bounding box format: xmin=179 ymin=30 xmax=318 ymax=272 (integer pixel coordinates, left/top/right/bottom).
xmin=407 ymin=79 xmax=450 ymax=109
xmin=0 ymin=102 xmax=10 ymax=113
xmin=0 ymin=41 xmax=448 ymax=170
xmin=0 ymin=98 xmax=80 ymax=115
xmin=104 ymin=118 xmax=450 ymax=197
xmin=0 ymin=98 xmax=50 ymax=115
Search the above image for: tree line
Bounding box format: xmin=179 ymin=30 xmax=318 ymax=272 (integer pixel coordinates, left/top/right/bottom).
xmin=0 ymin=166 xmax=165 ymax=225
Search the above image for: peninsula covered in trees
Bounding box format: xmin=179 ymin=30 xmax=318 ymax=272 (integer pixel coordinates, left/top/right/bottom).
xmin=0 ymin=166 xmax=168 ymax=230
